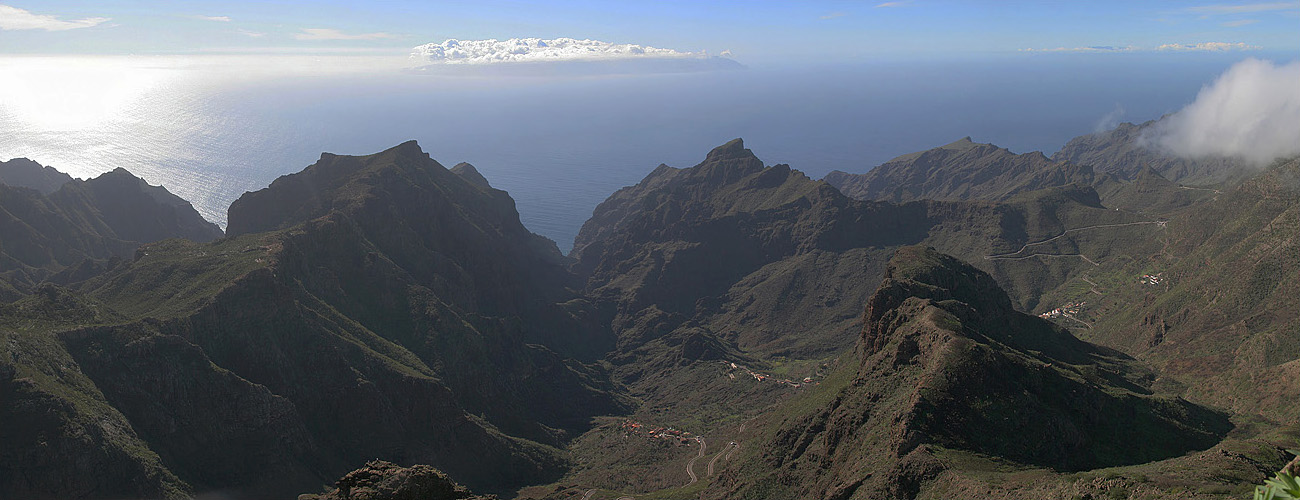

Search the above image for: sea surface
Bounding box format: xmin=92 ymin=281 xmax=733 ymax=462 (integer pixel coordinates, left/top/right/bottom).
xmin=0 ymin=53 xmax=1253 ymax=252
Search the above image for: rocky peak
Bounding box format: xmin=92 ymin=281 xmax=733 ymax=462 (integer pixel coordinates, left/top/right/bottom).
xmin=450 ymin=162 xmax=492 ymax=189
xmin=940 ymin=136 xmax=979 ymax=150
xmin=705 ymin=138 xmax=750 ymax=161
xmin=861 ymin=246 xmax=1013 ymax=356
xmin=300 ymin=460 xmax=494 ymax=500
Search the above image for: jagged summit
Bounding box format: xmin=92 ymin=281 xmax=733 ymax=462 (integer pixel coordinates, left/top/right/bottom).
xmin=227 ymin=140 xmax=462 ymax=237
xmin=942 ymin=136 xmax=978 ymax=149
xmin=451 ymin=162 xmax=491 ymax=189
xmin=824 ymin=136 xmax=1097 ymax=203
xmin=389 ymin=139 xmax=428 ymax=157
xmin=0 ymin=157 xmax=74 ymax=194
xmin=705 ymin=138 xmax=751 ymax=161
xmin=60 ymin=168 xmax=223 ymax=243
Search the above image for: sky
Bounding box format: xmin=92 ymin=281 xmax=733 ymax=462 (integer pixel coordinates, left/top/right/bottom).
xmin=2 ymin=1 xmax=1299 ymax=63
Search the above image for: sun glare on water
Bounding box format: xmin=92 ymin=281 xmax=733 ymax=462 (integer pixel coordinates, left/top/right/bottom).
xmin=0 ymin=57 xmax=176 ymax=132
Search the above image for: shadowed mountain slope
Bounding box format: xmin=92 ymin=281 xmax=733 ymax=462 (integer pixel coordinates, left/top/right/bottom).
xmin=0 ymin=158 xmax=73 ymax=194
xmin=0 ymin=163 xmax=221 ymax=298
xmin=1 ymin=143 xmax=624 ymax=499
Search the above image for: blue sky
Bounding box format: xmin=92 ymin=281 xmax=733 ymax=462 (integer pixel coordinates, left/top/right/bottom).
xmin=1 ymin=1 xmax=1298 ymax=62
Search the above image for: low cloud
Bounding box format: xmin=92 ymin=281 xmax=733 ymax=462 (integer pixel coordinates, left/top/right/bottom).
xmin=876 ymin=1 xmax=912 ymax=7
xmin=1222 ymin=19 xmax=1260 ymax=27
xmin=235 ymin=29 xmax=265 ymax=38
xmin=411 ymin=38 xmax=707 ymax=65
xmin=820 ymin=12 xmax=847 ymax=20
xmin=296 ymin=28 xmax=399 ymax=41
xmin=1095 ymin=104 xmax=1126 ymax=133
xmin=1020 ymin=46 xmax=1137 ymax=53
xmin=1156 ymin=41 xmax=1260 ymax=51
xmin=0 ymin=4 xmax=108 ymax=31
xmin=1186 ymin=1 xmax=1300 ymax=14
xmin=1022 ymin=42 xmax=1258 ymax=53
xmin=192 ymin=15 xmax=231 ymax=22
xmin=1141 ymin=59 xmax=1300 ymax=166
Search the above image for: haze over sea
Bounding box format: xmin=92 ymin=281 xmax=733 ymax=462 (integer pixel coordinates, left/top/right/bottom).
xmin=0 ymin=53 xmax=1258 ymax=252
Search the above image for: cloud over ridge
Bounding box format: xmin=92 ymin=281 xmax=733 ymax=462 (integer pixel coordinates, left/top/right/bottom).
xmin=1142 ymin=58 xmax=1300 ymax=165
xmin=410 ymin=37 xmax=710 ymax=65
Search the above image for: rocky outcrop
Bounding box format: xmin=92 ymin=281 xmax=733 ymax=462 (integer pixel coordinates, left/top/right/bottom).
xmin=450 ymin=162 xmax=492 ymax=189
xmin=301 ymin=460 xmax=496 ymax=500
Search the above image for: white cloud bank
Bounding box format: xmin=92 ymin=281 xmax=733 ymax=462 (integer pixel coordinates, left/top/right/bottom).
xmin=0 ymin=4 xmax=108 ymax=31
xmin=1142 ymin=59 xmax=1300 ymax=165
xmin=410 ymin=37 xmax=710 ymax=65
xmin=1156 ymin=42 xmax=1260 ymax=51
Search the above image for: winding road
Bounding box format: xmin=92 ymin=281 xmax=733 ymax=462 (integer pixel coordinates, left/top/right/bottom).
xmin=984 ymin=221 xmax=1162 ymax=263
xmin=685 ymin=437 xmax=706 ymax=485
xmin=707 ymin=441 xmax=739 ymax=476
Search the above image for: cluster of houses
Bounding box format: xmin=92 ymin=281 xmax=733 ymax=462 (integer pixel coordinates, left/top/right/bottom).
xmin=1039 ymin=301 xmax=1086 ymax=319
xmin=620 ymin=420 xmax=695 ymax=445
xmin=1140 ymin=273 xmax=1164 ymax=285
xmin=726 ymin=362 xmax=815 ymax=389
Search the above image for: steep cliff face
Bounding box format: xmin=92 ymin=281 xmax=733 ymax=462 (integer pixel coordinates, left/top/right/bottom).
xmin=824 ymin=137 xmax=1102 ymax=203
xmin=716 ymin=247 xmax=1231 ymax=500
xmin=0 ymin=286 xmax=188 ymax=500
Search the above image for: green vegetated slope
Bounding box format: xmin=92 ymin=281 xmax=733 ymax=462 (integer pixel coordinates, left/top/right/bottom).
xmin=540 ymin=130 xmax=1294 ymax=499
xmin=1080 ymin=156 xmax=1300 ymax=425
xmin=706 ymin=248 xmax=1284 ymax=500
xmin=2 ymin=126 xmax=1296 ymax=500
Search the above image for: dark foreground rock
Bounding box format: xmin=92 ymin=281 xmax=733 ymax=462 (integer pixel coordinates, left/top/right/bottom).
xmin=300 ymin=460 xmax=496 ymax=500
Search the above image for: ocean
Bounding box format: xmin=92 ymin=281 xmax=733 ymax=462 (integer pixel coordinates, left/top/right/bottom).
xmin=0 ymin=53 xmax=1250 ymax=253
